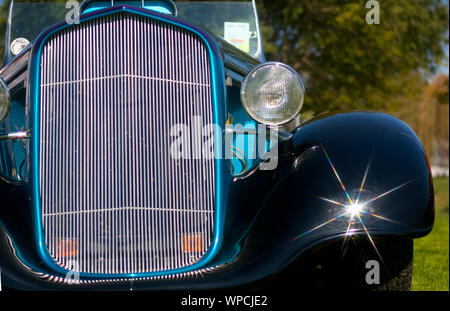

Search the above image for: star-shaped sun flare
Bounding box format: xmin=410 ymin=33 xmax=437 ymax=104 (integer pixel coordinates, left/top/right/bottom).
xmin=291 ymin=144 xmax=422 ymax=263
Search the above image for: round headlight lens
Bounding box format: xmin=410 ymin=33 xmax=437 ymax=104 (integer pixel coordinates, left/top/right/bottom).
xmin=241 ymin=62 xmax=305 ymax=126
xmin=0 ymin=78 xmax=10 ymax=123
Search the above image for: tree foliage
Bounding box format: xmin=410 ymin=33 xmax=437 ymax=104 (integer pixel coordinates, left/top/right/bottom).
xmin=396 ymin=73 xmax=449 ymax=165
xmin=257 ymin=0 xmax=449 ymax=114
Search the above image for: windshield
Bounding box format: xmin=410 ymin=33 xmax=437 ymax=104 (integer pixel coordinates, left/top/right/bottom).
xmin=6 ymin=1 xmax=263 ymax=60
xmin=177 ymin=2 xmax=262 ymax=58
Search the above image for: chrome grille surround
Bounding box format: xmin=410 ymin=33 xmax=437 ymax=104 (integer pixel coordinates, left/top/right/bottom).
xmin=38 ymin=12 xmax=216 ymax=275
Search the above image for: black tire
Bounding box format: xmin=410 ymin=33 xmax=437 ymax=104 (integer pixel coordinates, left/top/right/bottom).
xmin=264 ymin=237 xmax=413 ymax=291
xmin=370 ymin=239 xmax=413 ymax=291
xmin=319 ymin=238 xmax=413 ymax=291
xmin=375 ymin=257 xmax=413 ymax=291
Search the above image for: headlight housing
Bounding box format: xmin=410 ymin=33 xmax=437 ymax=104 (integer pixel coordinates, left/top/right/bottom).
xmin=241 ymin=62 xmax=305 ymax=126
xmin=0 ymin=78 xmax=10 ymax=123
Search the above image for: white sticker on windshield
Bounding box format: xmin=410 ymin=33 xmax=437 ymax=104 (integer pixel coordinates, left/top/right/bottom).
xmin=224 ymin=22 xmax=250 ymax=53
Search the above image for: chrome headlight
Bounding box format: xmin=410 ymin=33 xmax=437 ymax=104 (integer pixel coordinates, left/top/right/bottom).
xmin=0 ymin=78 xmax=10 ymax=123
xmin=241 ymin=62 xmax=305 ymax=126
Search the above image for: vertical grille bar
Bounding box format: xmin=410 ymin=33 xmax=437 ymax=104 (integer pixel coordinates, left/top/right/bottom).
xmin=39 ymin=13 xmax=216 ymax=274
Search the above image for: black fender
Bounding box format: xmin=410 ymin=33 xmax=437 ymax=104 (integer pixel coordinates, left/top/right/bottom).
xmin=217 ymin=111 xmax=434 ymax=283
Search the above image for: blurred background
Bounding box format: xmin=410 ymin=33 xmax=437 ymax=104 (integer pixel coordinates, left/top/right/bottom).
xmin=0 ymin=0 xmax=448 ymax=291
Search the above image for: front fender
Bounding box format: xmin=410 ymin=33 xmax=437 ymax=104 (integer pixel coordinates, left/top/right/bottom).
xmin=290 ymin=111 xmax=434 ymax=234
xmin=235 ymin=111 xmax=434 ymax=275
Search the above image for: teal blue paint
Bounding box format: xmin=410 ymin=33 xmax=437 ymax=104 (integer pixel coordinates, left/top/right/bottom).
xmin=82 ymin=1 xmax=175 ymax=15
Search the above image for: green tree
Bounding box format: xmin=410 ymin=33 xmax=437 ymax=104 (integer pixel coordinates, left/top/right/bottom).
xmin=257 ymin=0 xmax=449 ymax=114
xmin=0 ymin=0 xmax=8 ymax=60
xmin=397 ymin=73 xmax=449 ymax=164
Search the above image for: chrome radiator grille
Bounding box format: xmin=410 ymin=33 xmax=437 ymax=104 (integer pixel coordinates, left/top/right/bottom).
xmin=38 ymin=13 xmax=215 ymax=274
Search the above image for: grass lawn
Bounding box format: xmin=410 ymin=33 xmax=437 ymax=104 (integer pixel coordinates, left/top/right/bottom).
xmin=412 ymin=177 xmax=449 ymax=291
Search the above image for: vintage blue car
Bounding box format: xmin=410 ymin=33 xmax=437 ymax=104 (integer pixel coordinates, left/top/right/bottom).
xmin=0 ymin=0 xmax=434 ymax=291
